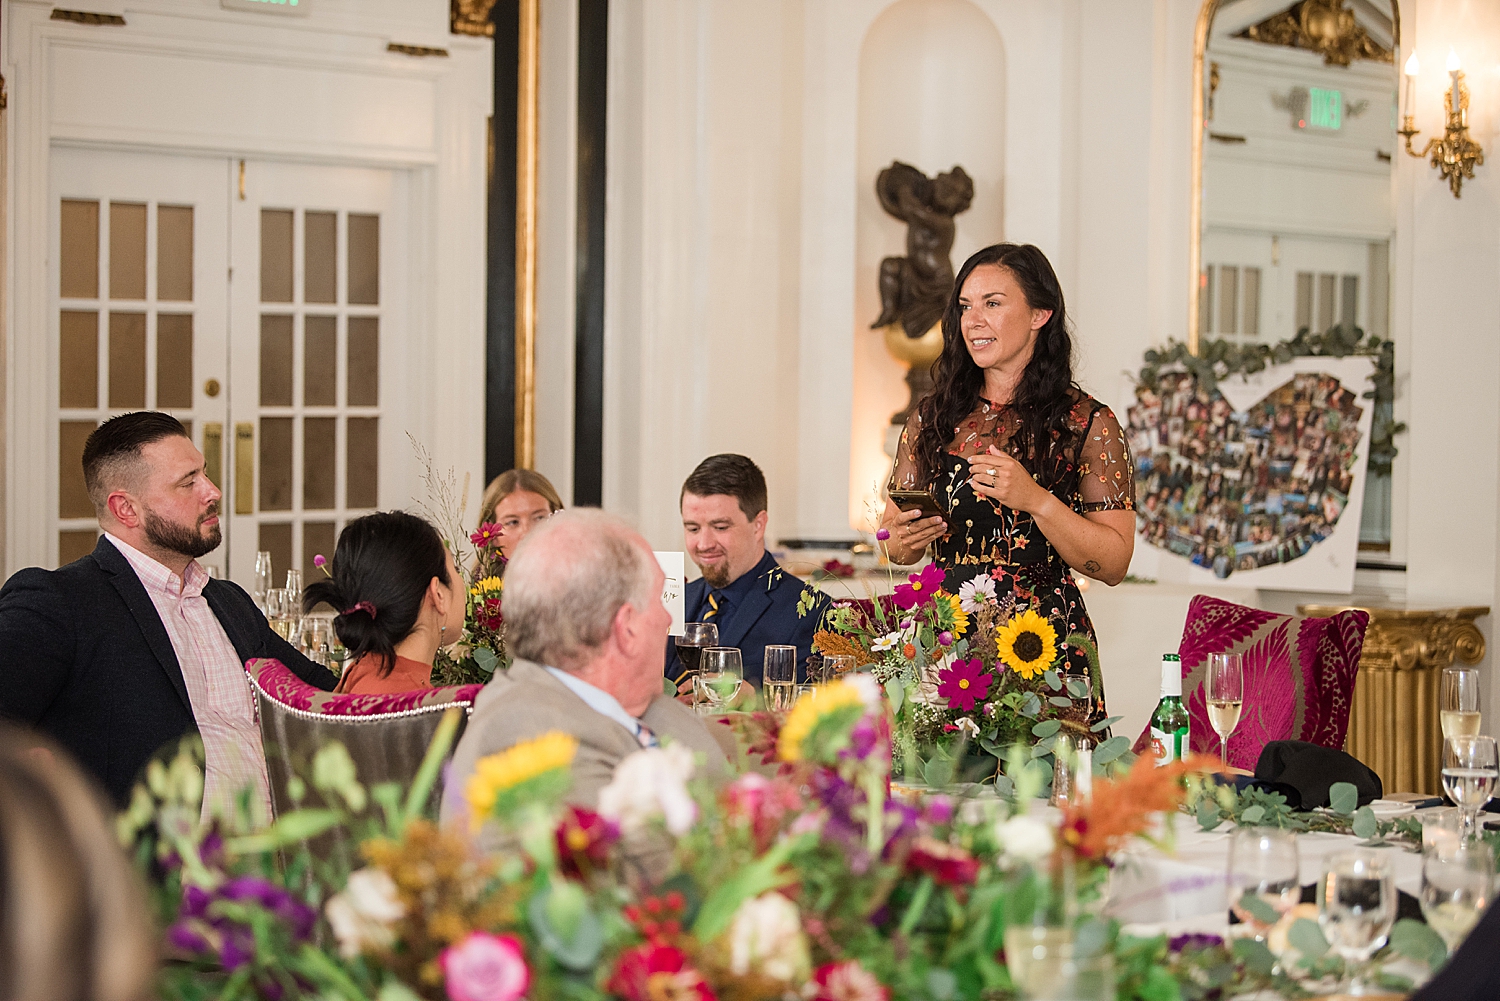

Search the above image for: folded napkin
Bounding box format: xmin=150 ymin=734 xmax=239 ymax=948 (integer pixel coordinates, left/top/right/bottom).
xmin=1253 ymin=740 xmax=1383 ymax=811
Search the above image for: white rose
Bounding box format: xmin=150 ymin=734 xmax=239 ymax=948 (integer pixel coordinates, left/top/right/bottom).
xmin=995 ymin=814 xmax=1057 ymax=864
xmin=324 ymin=868 xmax=405 ymax=958
xmin=728 ymin=892 xmax=811 ymax=983
xmin=598 ymin=743 xmax=698 ymax=836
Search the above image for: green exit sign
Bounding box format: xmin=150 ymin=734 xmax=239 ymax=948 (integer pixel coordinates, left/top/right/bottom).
xmin=1308 ymin=87 xmax=1342 ymax=130
xmin=221 ymin=0 xmax=310 ymax=14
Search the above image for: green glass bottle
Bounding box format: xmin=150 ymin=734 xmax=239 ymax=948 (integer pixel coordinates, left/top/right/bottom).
xmin=1149 ymin=653 xmax=1189 ymax=766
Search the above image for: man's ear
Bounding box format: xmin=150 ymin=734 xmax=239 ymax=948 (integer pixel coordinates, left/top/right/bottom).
xmin=751 ymin=509 xmax=769 ymax=543
xmin=106 ymin=490 xmax=142 ymax=529
xmin=611 ymin=600 xmax=640 ymax=651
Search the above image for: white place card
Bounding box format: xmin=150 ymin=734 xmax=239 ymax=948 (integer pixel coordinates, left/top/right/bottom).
xmin=655 ymin=551 xmax=686 ymax=636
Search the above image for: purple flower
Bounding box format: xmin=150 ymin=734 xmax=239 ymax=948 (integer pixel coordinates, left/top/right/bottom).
xmin=1168 ymin=932 xmax=1224 ymax=953
xmin=313 ymin=554 xmax=327 ymax=568
xmin=848 ymin=718 xmax=880 ymax=760
xmin=876 ymin=528 xmax=891 ymax=541
xmin=166 ymin=922 xmax=210 ymax=954
xmin=937 ymin=631 xmax=953 ymax=647
xmin=181 ymin=884 xmax=213 ymax=919
xmin=923 ymin=795 xmax=955 ymax=826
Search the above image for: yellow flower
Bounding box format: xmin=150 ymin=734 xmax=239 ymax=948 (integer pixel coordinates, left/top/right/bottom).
xmin=943 ymin=593 xmax=970 ymax=639
xmin=995 ymin=609 xmax=1058 ymax=680
xmin=778 ymin=680 xmax=866 ymax=762
xmin=465 ymin=731 xmax=578 ymax=826
xmin=477 ymin=576 xmax=503 ymax=593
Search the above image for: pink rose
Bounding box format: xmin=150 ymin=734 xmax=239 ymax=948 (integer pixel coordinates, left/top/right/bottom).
xmin=440 ymin=932 xmax=529 ymax=1001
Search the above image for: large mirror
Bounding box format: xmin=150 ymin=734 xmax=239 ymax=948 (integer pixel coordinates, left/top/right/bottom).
xmin=1191 ymin=0 xmax=1399 ymax=552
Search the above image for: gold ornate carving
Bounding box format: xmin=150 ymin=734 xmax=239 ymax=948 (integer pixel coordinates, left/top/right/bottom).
xmin=451 ymin=0 xmax=497 ymax=38
xmin=1301 ymin=605 xmax=1489 ymax=794
xmin=1238 ymin=0 xmax=1392 ymax=68
xmin=388 ymin=43 xmax=451 ymax=58
xmin=1399 ymin=71 xmax=1485 ymax=199
xmin=50 ymin=9 xmax=126 ymax=25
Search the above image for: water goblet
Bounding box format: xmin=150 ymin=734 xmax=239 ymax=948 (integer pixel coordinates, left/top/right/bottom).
xmin=1206 ymin=651 xmax=1244 ymax=766
xmin=1442 ymin=735 xmax=1499 ymax=842
xmin=695 ymin=647 xmax=743 ymax=715
xmin=1227 ymin=827 xmax=1301 ymax=942
xmin=1317 ymin=850 xmax=1396 ymax=996
xmin=1420 ymin=840 xmax=1495 ymax=951
xmin=1441 ymin=667 xmax=1482 ymax=739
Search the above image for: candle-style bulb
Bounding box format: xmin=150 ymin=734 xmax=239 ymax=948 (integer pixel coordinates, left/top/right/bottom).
xmin=1404 ymin=52 xmax=1420 ymax=77
xmin=1447 ymin=47 xmax=1462 ymax=73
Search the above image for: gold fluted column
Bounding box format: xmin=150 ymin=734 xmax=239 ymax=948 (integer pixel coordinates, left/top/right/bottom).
xmin=1300 ymin=605 xmax=1489 ymax=794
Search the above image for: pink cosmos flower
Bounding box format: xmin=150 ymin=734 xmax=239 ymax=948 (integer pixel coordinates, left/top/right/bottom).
xmin=440 ymin=932 xmax=529 ymax=1001
xmin=892 ymin=564 xmax=946 ymax=610
xmin=808 ymin=960 xmax=891 ymax=1001
xmin=937 ymin=658 xmax=993 ymax=713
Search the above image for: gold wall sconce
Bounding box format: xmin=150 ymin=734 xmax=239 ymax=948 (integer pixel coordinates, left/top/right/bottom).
xmin=1399 ymin=48 xmax=1485 ymax=198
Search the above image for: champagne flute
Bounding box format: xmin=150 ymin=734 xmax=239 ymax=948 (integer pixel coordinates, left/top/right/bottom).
xmin=763 ymin=644 xmax=797 ymax=712
xmin=1420 ymin=841 xmax=1495 ymax=951
xmin=1227 ymin=827 xmax=1301 ymax=942
xmin=1442 ymin=667 xmax=1482 ymax=739
xmin=1443 ymin=735 xmax=1499 ymax=842
xmin=284 ymin=568 xmax=303 ymax=602
xmin=673 ymin=622 xmax=718 ymax=688
xmin=1318 ymin=850 xmax=1396 ymax=996
xmin=253 ymin=551 xmax=273 ymax=611
xmin=695 ymin=647 xmax=742 ymax=715
xmin=264 ymin=588 xmax=298 ymax=640
xmin=1206 ymin=652 xmax=1244 ymax=766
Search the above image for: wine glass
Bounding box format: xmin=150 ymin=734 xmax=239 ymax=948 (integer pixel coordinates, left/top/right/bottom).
xmin=822 ymin=653 xmax=856 ymax=682
xmin=284 ymin=568 xmax=303 ymax=602
xmin=301 ymin=617 xmax=331 ymax=661
xmin=1420 ymin=841 xmax=1495 ymax=951
xmin=253 ymin=551 xmax=273 ymax=610
xmin=763 ymin=645 xmax=797 ymax=712
xmin=695 ymin=647 xmax=743 ymax=715
xmin=264 ymin=588 xmax=299 ymax=641
xmin=1206 ymin=651 xmax=1244 ymax=766
xmin=1227 ymin=827 xmax=1301 ymax=942
xmin=1443 ymin=735 xmax=1499 ymax=842
xmin=672 ymin=622 xmax=718 ymax=687
xmin=1442 ymin=667 xmax=1482 ymax=740
xmin=1317 ymin=850 xmax=1396 ymax=996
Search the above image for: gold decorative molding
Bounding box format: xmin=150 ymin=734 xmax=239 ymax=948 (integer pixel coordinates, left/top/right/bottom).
xmin=1301 ymin=605 xmax=1488 ymax=794
xmin=514 ymin=0 xmax=538 ymax=469
xmin=451 ymin=0 xmax=496 ymax=37
xmin=1238 ymin=0 xmax=1393 ymax=68
xmin=50 ymin=9 xmax=126 ymax=25
xmin=388 ymin=43 xmax=450 ymax=58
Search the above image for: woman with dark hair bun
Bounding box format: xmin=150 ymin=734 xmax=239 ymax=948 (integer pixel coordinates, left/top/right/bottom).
xmin=304 ymin=511 xmax=465 ymax=695
xmin=880 ymin=243 xmax=1135 ymax=723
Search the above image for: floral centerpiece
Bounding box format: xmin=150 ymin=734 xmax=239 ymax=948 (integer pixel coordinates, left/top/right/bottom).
xmin=802 ymin=552 xmax=1128 ymax=785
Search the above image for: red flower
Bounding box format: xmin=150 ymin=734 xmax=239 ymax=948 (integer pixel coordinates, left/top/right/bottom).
xmin=892 ymin=564 xmax=946 ymax=610
xmin=807 ymin=960 xmax=891 ymax=1001
xmin=907 ymin=836 xmax=981 ymax=887
xmin=470 ymin=522 xmax=504 ymax=549
xmin=554 ymin=806 xmax=619 ymax=880
xmin=937 ymin=658 xmax=993 ymax=713
xmin=474 ymin=597 xmax=504 ymax=631
xmin=722 ymin=773 xmax=803 ymax=852
xmin=607 ymin=944 xmax=716 ymax=1001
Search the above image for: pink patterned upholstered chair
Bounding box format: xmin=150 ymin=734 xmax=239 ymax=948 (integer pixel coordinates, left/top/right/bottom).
xmin=1132 ymin=596 xmax=1370 ymax=771
xmin=245 ymin=658 xmax=484 ymax=821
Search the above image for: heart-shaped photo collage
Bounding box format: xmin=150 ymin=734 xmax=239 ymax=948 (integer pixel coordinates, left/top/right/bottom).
xmin=1126 ymin=371 xmax=1365 ymax=579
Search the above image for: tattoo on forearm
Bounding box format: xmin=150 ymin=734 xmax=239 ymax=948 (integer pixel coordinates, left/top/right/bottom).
xmin=1083 ymin=560 xmax=1101 ymax=574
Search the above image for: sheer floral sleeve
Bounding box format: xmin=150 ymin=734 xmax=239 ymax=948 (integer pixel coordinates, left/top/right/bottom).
xmin=888 ymin=410 xmax=925 ymax=491
xmin=1076 ymin=405 xmax=1135 ymax=513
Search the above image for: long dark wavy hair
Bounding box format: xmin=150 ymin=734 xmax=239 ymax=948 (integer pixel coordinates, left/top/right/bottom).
xmin=913 ymin=243 xmax=1079 ymax=490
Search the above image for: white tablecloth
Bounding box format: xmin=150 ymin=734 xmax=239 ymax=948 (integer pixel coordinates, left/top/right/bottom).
xmin=1107 ymin=812 xmax=1424 ymax=932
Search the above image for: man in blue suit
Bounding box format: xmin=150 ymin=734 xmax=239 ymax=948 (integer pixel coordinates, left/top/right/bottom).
xmin=664 ymin=454 xmax=827 ymax=688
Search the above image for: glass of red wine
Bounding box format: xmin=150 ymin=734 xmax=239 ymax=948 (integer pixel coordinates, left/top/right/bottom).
xmin=673 ymin=622 xmax=719 ymax=689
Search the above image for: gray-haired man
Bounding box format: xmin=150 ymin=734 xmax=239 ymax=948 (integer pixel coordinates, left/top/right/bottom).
xmin=443 ymin=509 xmax=728 ymax=832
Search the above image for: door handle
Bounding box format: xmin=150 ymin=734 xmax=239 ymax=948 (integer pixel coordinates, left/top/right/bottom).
xmin=203 ymin=422 xmax=223 ymax=490
xmin=235 ymin=422 xmax=255 ymax=515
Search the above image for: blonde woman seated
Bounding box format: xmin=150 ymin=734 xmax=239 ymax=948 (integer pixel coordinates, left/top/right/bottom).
xmin=478 ymin=469 xmax=563 ymax=560
xmin=304 ymin=511 xmax=465 ymax=695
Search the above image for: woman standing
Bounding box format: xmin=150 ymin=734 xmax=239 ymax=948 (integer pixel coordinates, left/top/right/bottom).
xmin=881 ymin=243 xmax=1134 ymax=719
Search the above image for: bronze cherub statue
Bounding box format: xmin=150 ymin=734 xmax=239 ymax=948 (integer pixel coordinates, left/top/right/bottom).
xmin=872 ymin=161 xmax=974 ymax=339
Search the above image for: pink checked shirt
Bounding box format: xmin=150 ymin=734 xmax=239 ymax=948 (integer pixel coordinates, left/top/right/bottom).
xmin=105 ymin=534 xmax=270 ymax=824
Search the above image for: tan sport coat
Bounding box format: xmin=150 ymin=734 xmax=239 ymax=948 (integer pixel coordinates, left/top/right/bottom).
xmin=442 ymin=658 xmax=729 ymax=831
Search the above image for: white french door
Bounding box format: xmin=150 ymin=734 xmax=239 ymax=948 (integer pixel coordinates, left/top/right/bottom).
xmin=51 ymin=149 xmax=231 ymax=573
xmin=226 ymin=161 xmax=408 ymax=588
xmin=47 ymin=150 xmax=408 ymax=587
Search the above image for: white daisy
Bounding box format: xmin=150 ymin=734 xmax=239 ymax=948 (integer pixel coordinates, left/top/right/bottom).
xmin=871 ymin=630 xmax=903 ymax=652
xmin=958 ymin=573 xmax=997 ymax=613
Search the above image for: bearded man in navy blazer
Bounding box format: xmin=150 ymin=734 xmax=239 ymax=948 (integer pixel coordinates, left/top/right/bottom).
xmin=664 ymin=454 xmax=827 ymax=688
xmin=0 ymin=412 xmax=335 ymax=812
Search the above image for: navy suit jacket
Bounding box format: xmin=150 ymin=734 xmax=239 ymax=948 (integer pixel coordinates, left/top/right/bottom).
xmin=0 ymin=536 xmax=336 ymax=805
xmin=663 ymin=551 xmax=828 ymax=687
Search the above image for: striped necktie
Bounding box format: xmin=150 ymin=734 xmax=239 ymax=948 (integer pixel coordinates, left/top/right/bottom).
xmin=704 ymin=590 xmax=726 ymax=621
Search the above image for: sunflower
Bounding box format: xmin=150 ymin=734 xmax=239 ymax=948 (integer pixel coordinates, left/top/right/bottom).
xmin=466 ymin=731 xmax=578 ymax=827
xmin=940 ymin=594 xmax=970 ymax=639
xmin=778 ymin=679 xmax=869 ymax=762
xmin=995 ymin=609 xmax=1058 ymax=680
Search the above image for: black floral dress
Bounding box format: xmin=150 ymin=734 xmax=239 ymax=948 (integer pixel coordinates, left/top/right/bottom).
xmin=890 ymin=391 xmax=1135 ymax=723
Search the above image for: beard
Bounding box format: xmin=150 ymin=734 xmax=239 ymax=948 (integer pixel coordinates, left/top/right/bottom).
xmin=143 ymin=503 xmax=222 ymax=559
xmin=697 ymin=560 xmax=732 ymax=589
